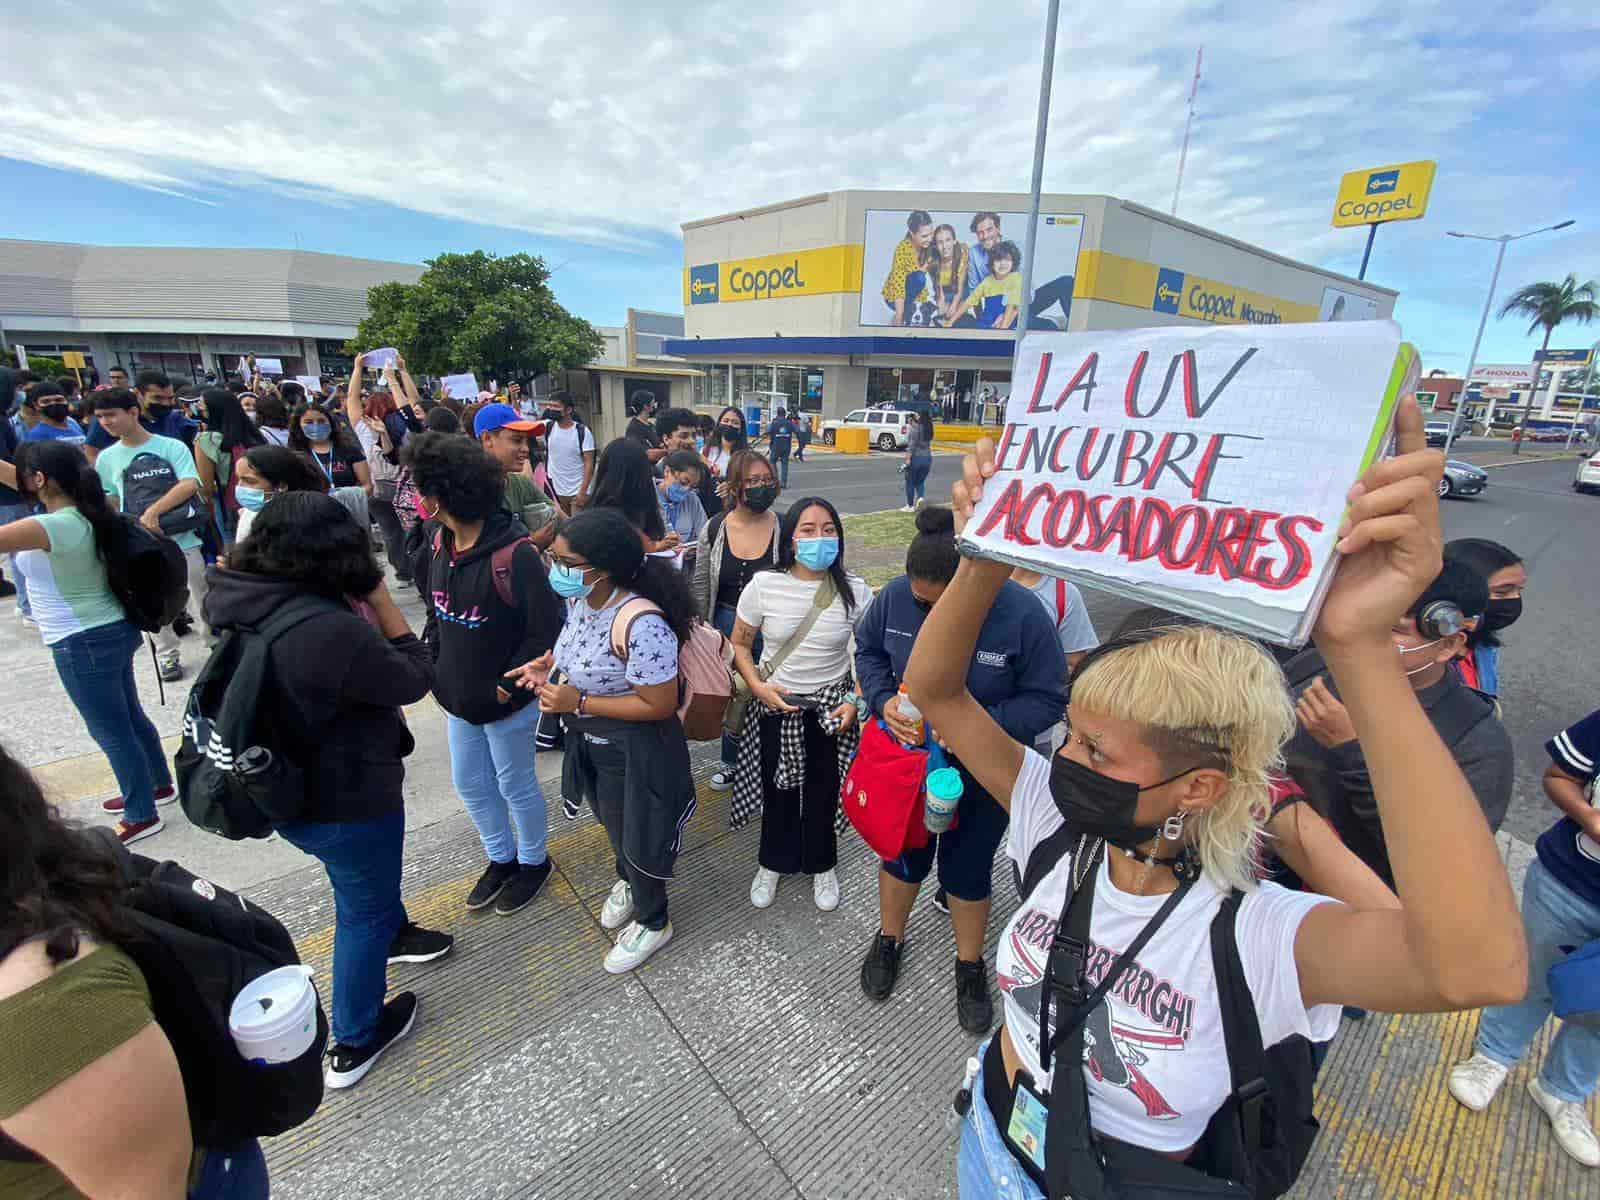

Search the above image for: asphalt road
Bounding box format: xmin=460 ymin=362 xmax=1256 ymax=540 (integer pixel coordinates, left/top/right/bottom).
xmin=786 ymin=448 xmax=1594 ymax=846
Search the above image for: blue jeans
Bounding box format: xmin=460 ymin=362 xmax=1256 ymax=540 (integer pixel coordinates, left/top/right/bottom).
xmin=50 ymin=620 xmax=170 ymax=823
xmin=189 ymin=1140 xmax=269 ymax=1200
xmin=906 ymin=454 xmax=932 ymax=507
xmin=958 ymin=1039 xmax=1045 ymax=1199
xmin=1474 ymin=857 xmax=1600 ymax=1102
xmin=0 ymin=501 xmax=32 ymax=615
xmin=446 ymin=703 xmax=548 ymax=865
xmin=772 ymin=449 xmax=791 ymax=487
xmin=276 ymin=811 xmax=407 ymax=1047
xmin=713 ymin=604 xmax=761 ymax=768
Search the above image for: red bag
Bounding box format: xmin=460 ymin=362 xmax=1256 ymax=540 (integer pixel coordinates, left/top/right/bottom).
xmin=842 ymin=717 xmax=932 ymax=860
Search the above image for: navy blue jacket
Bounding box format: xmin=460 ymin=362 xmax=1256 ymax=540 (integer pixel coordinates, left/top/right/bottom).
xmin=854 ymin=575 xmax=1066 ymax=745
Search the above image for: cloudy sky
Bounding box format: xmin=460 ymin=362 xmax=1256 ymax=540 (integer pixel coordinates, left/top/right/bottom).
xmin=2 ymin=0 xmax=1596 ymax=370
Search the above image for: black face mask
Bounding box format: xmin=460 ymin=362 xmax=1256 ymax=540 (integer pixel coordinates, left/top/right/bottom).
xmin=1481 ymin=597 xmax=1522 ymax=633
xmin=743 ymin=484 xmax=778 ymax=513
xmin=146 ymin=402 xmax=173 ymax=419
xmin=912 ymin=594 xmax=934 ymax=614
xmin=41 ymin=403 xmax=70 ymax=423
xmin=1048 ymin=754 xmax=1197 ymax=850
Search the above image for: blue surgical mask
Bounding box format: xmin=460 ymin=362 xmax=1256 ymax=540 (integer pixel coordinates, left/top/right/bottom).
xmin=795 ymin=536 xmax=839 ymax=571
xmin=303 ymin=421 xmax=332 ymax=442
xmin=235 ymin=484 xmax=268 ymax=512
xmin=547 ymin=561 xmax=595 ymax=599
xmin=665 ymin=481 xmax=690 ymax=503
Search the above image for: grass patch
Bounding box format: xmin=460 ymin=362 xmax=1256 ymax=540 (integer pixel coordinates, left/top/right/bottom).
xmin=844 ymin=509 xmax=917 ymax=548
xmin=856 ymin=562 xmax=903 ymax=589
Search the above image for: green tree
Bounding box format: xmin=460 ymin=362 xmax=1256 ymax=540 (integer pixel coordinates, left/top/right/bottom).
xmin=17 ymin=354 xmax=67 ymax=379
xmin=349 ymin=251 xmax=604 ymax=383
xmin=1497 ymin=273 xmax=1600 ymax=422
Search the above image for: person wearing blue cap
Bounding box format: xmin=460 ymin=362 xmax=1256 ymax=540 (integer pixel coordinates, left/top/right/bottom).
xmin=474 ymin=402 xmax=558 ymax=548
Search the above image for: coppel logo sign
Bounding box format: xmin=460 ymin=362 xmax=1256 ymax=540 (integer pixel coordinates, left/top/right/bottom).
xmin=727 ymin=259 xmax=808 ymax=301
xmin=1152 ymin=267 xmax=1185 ymax=315
xmin=1365 ymin=170 xmax=1399 ymax=195
xmin=688 ymin=264 xmax=719 ymax=304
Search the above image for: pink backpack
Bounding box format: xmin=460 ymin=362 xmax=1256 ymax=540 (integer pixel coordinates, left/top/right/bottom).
xmin=610 ymin=597 xmax=734 ymax=741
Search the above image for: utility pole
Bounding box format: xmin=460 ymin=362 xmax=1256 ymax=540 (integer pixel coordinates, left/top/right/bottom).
xmin=1011 ymin=0 xmax=1061 ymax=389
xmin=1171 ymin=48 xmax=1203 ymax=217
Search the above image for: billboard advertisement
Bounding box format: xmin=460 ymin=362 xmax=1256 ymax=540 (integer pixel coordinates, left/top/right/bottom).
xmin=1331 ymin=160 xmax=1436 ymax=228
xmin=858 ymin=207 xmax=1084 ymax=331
xmin=1319 ymin=285 xmax=1381 ymax=322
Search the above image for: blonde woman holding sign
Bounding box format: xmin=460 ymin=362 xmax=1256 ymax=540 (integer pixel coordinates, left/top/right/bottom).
xmin=909 ymin=399 xmax=1526 ymax=1199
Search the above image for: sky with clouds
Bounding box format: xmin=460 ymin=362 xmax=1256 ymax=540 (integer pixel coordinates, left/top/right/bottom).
xmin=2 ymin=0 xmax=1596 ymax=372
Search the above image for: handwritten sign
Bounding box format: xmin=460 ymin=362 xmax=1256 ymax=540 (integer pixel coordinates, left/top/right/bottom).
xmin=959 ymin=321 xmax=1413 ymax=645
xmin=294 ymin=375 xmax=323 ymax=396
xmin=363 ymin=347 xmax=398 ymax=370
xmin=440 ymin=373 xmax=480 ymax=401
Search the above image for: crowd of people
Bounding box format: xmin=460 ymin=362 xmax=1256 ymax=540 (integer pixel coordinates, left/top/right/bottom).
xmin=1 ymin=367 xmax=1596 ymax=1200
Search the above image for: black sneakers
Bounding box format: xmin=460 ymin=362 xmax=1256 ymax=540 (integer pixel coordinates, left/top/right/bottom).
xmin=860 ymin=932 xmax=904 ymax=1001
xmin=495 ymin=859 xmax=553 ymax=916
xmin=955 ymin=958 xmax=993 ymax=1034
xmin=466 ymin=859 xmax=520 ymax=911
xmin=387 ymin=922 xmax=454 ymax=966
xmin=325 ymin=992 xmax=418 ymax=1090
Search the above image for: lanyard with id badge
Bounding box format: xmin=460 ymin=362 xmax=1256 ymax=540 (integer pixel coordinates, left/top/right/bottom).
xmin=1004 ymin=836 xmax=1194 ymax=1194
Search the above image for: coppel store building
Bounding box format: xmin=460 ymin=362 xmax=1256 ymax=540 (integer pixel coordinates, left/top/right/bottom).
xmin=664 ymin=190 xmax=1396 ymax=430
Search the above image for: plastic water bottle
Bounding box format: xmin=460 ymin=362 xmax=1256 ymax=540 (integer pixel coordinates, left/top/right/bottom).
xmin=946 ymin=1055 xmax=981 ymax=1133
xmin=896 ymin=684 xmax=924 ymax=745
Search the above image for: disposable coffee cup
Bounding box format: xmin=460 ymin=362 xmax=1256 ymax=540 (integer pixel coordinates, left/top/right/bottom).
xmin=229 ymin=965 xmax=318 ymax=1066
xmin=925 ymin=767 xmax=963 ymax=834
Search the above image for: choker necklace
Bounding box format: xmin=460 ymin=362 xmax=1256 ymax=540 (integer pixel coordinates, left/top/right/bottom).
xmin=1118 ymin=843 xmax=1201 ymax=883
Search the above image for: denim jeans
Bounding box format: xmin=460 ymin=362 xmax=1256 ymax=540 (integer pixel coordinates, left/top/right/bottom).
xmin=772 ymin=450 xmax=790 ymax=488
xmin=275 ymin=811 xmax=407 ymax=1048
xmin=1474 ymin=857 xmax=1600 ymax=1103
xmin=446 ymin=702 xmax=548 ymax=865
xmin=50 ymin=620 xmax=171 ymax=823
xmin=958 ymin=1039 xmax=1045 ymax=1199
xmin=713 ymin=604 xmax=761 ymax=768
xmin=0 ymin=501 xmax=32 ymax=615
xmin=188 ymin=1139 xmax=269 ymax=1200
xmin=905 ymin=455 xmax=932 ymax=507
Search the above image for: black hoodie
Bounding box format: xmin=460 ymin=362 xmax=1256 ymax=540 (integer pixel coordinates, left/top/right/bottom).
xmin=426 ymin=509 xmax=564 ymax=725
xmin=203 ymin=568 xmax=435 ymax=823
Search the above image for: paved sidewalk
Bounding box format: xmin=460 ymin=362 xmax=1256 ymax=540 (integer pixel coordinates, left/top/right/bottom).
xmin=2 ymin=579 xmax=1594 ymax=1198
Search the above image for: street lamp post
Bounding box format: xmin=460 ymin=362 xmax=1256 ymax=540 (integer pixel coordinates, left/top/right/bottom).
xmin=1442 ymin=220 xmax=1575 ymax=458
xmin=1568 ymin=337 xmax=1600 ymax=452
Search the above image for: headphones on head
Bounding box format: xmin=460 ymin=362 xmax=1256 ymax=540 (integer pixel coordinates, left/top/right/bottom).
xmin=1416 ymin=599 xmax=1466 ymax=641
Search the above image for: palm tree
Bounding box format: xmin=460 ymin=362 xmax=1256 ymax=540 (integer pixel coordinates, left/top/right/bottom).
xmin=1498 ymin=274 xmax=1600 ymax=423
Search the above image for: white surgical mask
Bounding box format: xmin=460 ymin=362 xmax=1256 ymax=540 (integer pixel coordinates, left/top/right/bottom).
xmin=1397 ymin=637 xmax=1444 ymax=677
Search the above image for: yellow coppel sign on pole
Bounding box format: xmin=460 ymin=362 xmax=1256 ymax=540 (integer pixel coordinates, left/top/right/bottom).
xmin=1332 ymin=160 xmax=1436 ymax=228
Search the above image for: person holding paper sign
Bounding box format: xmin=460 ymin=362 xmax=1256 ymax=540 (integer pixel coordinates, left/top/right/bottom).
xmin=910 ymin=400 xmax=1527 ymax=1198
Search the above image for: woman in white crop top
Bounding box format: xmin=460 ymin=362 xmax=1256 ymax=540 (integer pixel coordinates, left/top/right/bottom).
xmin=903 ymin=400 xmax=1527 ymax=1197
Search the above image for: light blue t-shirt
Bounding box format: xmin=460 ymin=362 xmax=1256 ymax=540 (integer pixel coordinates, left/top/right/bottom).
xmin=13 ymin=508 xmax=125 ymax=645
xmin=93 ymin=433 xmax=202 ymax=551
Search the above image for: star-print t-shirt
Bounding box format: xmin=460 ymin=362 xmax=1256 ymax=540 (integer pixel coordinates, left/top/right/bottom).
xmin=551 ymin=590 xmax=679 ymax=697
xmin=996 ymin=748 xmax=1341 ymax=1152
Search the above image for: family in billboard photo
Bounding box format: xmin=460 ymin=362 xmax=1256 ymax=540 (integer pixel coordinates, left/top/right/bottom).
xmin=860 ymin=207 xmax=1084 ymax=331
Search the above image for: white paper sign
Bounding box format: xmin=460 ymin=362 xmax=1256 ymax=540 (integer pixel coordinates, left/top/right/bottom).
xmin=959 ymin=321 xmax=1408 ymax=643
xmin=294 ymin=375 xmax=323 ymax=396
xmin=440 ymin=373 xmax=480 ymax=400
xmin=363 ymin=347 xmax=398 ymax=370
xmin=255 ymin=357 xmax=284 ymax=376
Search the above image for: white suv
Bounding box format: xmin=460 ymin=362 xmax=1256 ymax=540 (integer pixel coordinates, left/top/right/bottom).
xmin=820 ymin=408 xmax=916 ymax=451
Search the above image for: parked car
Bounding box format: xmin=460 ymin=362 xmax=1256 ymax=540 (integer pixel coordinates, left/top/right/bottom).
xmin=1438 ymin=459 xmax=1487 ymax=499
xmin=820 ymin=408 xmax=916 ymax=451
xmin=1574 ymin=452 xmax=1600 ymax=495
xmin=1424 ymin=419 xmax=1453 ymax=447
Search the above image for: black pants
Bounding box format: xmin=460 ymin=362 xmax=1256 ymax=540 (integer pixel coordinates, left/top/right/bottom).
xmin=586 ymin=736 xmax=669 ymax=930
xmin=371 ymin=492 xmax=411 ymax=582
xmin=757 ymin=712 xmax=839 ymax=875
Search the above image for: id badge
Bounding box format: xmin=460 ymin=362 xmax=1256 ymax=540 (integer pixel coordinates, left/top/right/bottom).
xmin=1006 ymin=1075 xmax=1049 ymax=1174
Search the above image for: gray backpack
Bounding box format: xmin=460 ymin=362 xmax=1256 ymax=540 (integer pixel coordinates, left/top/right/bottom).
xmin=119 ymin=449 xmax=207 ymax=536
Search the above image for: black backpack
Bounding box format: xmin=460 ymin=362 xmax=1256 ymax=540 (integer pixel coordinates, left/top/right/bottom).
xmin=118 ymin=448 xmax=207 ymax=536
xmin=0 ymin=834 xmax=326 ymax=1164
xmin=1019 ymin=831 xmax=1319 ymax=1200
xmin=105 ymin=513 xmax=190 ymax=633
xmin=176 ymin=594 xmax=337 ymax=840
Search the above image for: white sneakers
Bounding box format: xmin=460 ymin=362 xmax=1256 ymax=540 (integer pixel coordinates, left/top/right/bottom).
xmin=1528 ymin=1077 xmax=1600 ymax=1167
xmin=750 ymin=868 xmax=779 ymax=909
xmin=1447 ymin=1053 xmax=1509 ymax=1111
xmin=1449 ymin=1054 xmax=1600 ymax=1167
xmin=599 ymin=879 xmax=633 ymax=931
xmin=604 ymin=921 xmax=673 ymax=974
xmin=813 ymin=869 xmax=840 ymax=912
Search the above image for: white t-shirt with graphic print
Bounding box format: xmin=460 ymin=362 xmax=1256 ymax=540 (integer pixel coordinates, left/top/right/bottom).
xmin=996 ymin=748 xmax=1341 ymax=1153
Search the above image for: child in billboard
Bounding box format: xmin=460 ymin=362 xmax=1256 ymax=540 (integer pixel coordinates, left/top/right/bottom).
xmin=947 ymin=241 xmax=1022 ymax=330
xmin=929 ymin=224 xmax=972 ymax=326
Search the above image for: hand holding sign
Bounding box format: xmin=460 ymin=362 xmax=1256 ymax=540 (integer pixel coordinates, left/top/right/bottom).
xmin=363 ymin=347 xmax=399 ymax=371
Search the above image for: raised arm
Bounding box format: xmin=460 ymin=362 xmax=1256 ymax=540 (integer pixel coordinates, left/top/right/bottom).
xmin=1294 ymin=398 xmax=1526 ymax=1013
xmin=344 ymin=352 xmax=366 ymax=433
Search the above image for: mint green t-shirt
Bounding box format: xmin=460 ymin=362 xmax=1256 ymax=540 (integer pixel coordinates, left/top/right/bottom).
xmin=93 ymin=434 xmax=202 ymax=551
xmin=13 ymin=509 xmax=127 ymax=645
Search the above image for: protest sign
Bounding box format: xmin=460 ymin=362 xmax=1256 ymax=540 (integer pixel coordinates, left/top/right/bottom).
xmin=255 ymin=357 xmax=284 ymax=376
xmin=363 ymin=347 xmax=398 ymax=370
xmin=958 ymin=321 xmax=1417 ymax=645
xmin=440 ymin=373 xmax=480 ymax=401
xmin=295 ymin=375 xmax=323 ymax=396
